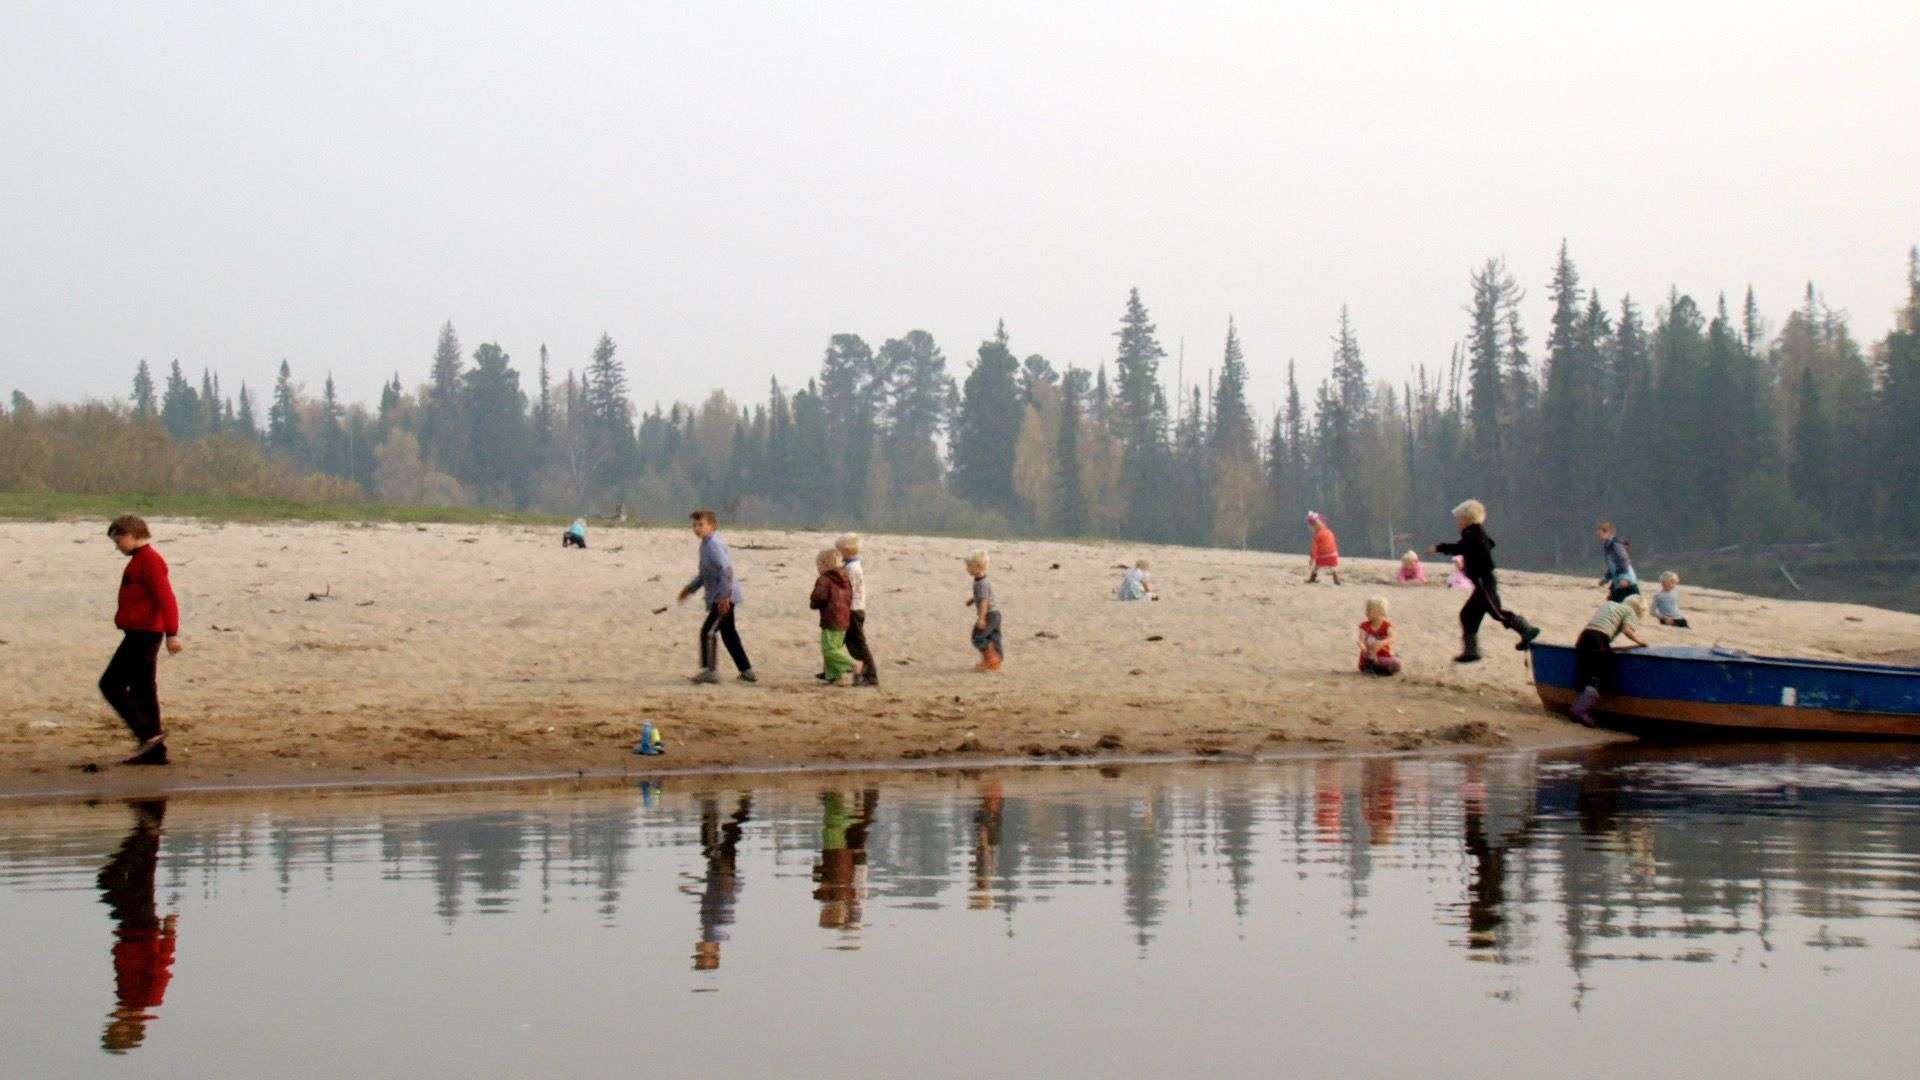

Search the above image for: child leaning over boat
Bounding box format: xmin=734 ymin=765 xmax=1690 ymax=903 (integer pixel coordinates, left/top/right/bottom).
xmin=1569 ymin=593 xmax=1650 ymax=726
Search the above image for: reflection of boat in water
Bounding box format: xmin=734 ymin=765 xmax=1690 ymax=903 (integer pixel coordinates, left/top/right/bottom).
xmin=1531 ymin=644 xmax=1920 ymax=737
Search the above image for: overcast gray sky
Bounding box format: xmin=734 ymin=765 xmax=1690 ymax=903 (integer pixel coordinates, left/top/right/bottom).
xmin=5 ymin=1 xmax=1917 ymax=418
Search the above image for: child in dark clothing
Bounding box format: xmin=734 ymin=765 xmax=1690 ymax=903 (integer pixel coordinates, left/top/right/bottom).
xmin=809 ymin=549 xmax=860 ymax=686
xmin=1430 ymin=499 xmax=1541 ymax=663
xmin=1597 ymin=521 xmax=1638 ymax=602
xmin=1569 ymin=594 xmax=1650 ymax=725
xmin=102 ymin=516 xmax=182 ymax=765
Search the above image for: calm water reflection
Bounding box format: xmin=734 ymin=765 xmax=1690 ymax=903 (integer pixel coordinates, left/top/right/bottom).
xmin=6 ymin=745 xmax=1920 ymax=1078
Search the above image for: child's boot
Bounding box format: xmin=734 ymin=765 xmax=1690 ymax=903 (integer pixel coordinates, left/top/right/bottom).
xmin=1512 ymin=617 xmax=1541 ymax=651
xmin=1568 ymin=686 xmax=1601 ymax=726
xmin=985 ymin=645 xmax=1002 ymax=671
xmin=1454 ymin=634 xmax=1482 ymax=664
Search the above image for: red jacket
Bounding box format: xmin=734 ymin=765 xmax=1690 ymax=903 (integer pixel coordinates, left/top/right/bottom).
xmin=809 ymin=568 xmax=852 ymax=631
xmin=116 ymin=545 xmax=180 ymax=636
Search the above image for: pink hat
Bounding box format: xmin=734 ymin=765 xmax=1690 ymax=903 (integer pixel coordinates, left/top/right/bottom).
xmin=1306 ymin=511 xmax=1324 ymax=526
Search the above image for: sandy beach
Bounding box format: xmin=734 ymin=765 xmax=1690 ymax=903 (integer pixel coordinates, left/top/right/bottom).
xmin=6 ymin=517 xmax=1919 ymax=796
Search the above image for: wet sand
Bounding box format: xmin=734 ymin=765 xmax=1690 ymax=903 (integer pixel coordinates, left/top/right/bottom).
xmin=6 ymin=517 xmax=1916 ymax=797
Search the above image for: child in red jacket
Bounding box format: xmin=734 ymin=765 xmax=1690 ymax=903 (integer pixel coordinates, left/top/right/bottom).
xmin=809 ymin=548 xmax=860 ymax=686
xmin=101 ymin=516 xmax=182 ymax=765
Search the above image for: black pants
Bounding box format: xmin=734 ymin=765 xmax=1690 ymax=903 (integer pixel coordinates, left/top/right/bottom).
xmin=700 ymin=605 xmax=751 ymax=673
xmin=845 ymin=610 xmax=877 ymax=682
xmin=1460 ymin=578 xmax=1523 ymax=638
xmin=562 ymin=533 xmax=586 ymax=548
xmin=1607 ymin=581 xmax=1639 ymax=603
xmin=100 ymin=631 xmax=164 ymax=743
xmin=1573 ymin=628 xmax=1615 ymax=691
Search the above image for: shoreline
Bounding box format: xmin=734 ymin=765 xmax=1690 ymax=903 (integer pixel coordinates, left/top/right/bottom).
xmin=7 ymin=517 xmax=1910 ymax=803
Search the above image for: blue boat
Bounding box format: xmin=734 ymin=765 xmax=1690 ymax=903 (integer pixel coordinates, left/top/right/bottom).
xmin=1530 ymin=644 xmax=1920 ymax=737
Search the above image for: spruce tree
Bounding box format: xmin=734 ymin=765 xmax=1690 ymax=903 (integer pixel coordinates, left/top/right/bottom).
xmin=131 ymin=360 xmax=157 ymax=419
xmin=316 ymin=373 xmax=348 ymax=476
xmin=160 ymin=360 xmax=203 ymax=441
xmin=1112 ymin=289 xmax=1171 ymax=538
xmin=818 ymin=334 xmax=881 ymax=515
xmin=789 ymin=379 xmax=832 ymax=516
xmin=1209 ymin=318 xmax=1260 ymax=547
xmin=880 ymin=330 xmax=952 ymax=493
xmin=1878 ymin=249 xmax=1920 ymax=537
xmin=1464 ymin=259 xmax=1513 ymax=485
xmin=235 ymin=382 xmax=259 ymax=440
xmin=419 ymin=321 xmax=466 ymax=472
xmin=1018 ymin=354 xmax=1059 ymax=405
xmin=1789 ymin=368 xmax=1833 ymax=515
xmin=462 ymin=343 xmax=534 ymax=503
xmin=533 ymin=344 xmax=554 ymax=450
xmin=200 ymin=369 xmax=223 ymax=436
xmin=583 ymin=333 xmax=633 ymax=493
xmin=268 ymin=360 xmax=305 ymax=458
xmin=1056 ymin=366 xmax=1088 ymax=535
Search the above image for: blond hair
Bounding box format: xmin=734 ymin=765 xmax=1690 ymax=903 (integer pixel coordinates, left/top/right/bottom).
xmin=1660 ymin=570 xmax=1680 ymax=587
xmin=965 ymin=549 xmax=990 ymax=573
xmin=1625 ymin=593 xmax=1648 ymax=618
xmin=1399 ymin=549 xmax=1419 ymax=566
xmin=835 ymin=531 xmax=861 ymax=556
xmin=1452 ymin=499 xmax=1486 ymax=524
xmin=1366 ymin=596 xmax=1389 ymax=621
xmin=816 ymin=548 xmax=844 ymax=571
xmin=1135 ymin=558 xmax=1152 ymax=571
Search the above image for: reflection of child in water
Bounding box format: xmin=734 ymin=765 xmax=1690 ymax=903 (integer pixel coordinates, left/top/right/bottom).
xmin=812 ymin=790 xmax=875 ymax=933
xmin=686 ymin=794 xmax=750 ymax=971
xmin=970 ymin=783 xmax=1004 ymax=909
xmin=98 ymin=800 xmax=177 ymax=1055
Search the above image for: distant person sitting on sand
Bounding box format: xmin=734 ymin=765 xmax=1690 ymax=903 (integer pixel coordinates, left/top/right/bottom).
xmin=101 ymin=516 xmax=182 ymax=766
xmin=1306 ymin=512 xmax=1341 ymax=584
xmin=809 ymin=548 xmax=860 ymax=686
xmin=1597 ymin=521 xmax=1638 ymax=601
xmin=1569 ymin=593 xmax=1650 ymax=726
xmin=1447 ymin=555 xmax=1472 ymax=590
xmin=1653 ymin=571 xmax=1690 ymax=628
xmin=965 ymin=550 xmax=1002 ymax=672
xmin=837 ymin=532 xmax=879 ymax=686
xmin=1117 ymin=559 xmax=1156 ymax=601
xmin=677 ymin=509 xmax=756 ymax=685
xmin=1357 ymin=597 xmax=1401 ymax=676
xmin=563 ymin=518 xmax=588 ymax=548
xmin=1397 ymin=551 xmax=1427 ymax=584
xmin=1430 ymin=499 xmax=1541 ymax=663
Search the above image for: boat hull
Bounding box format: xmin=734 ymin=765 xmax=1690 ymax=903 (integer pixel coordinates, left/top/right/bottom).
xmin=1531 ymin=644 xmax=1920 ymax=738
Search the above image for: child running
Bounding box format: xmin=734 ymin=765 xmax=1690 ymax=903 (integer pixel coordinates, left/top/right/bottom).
xmin=100 ymin=516 xmax=182 ymax=766
xmin=676 ymin=509 xmax=756 ymax=684
xmin=809 ymin=548 xmax=860 ymax=686
xmin=1357 ymin=597 xmax=1401 ymax=676
xmin=1117 ymin=559 xmax=1155 ymax=601
xmin=1306 ymin=512 xmax=1342 ymax=584
xmin=1430 ymin=499 xmax=1541 ymax=663
xmin=965 ymin=549 xmax=1002 ymax=671
xmin=837 ymin=532 xmax=879 ymax=686
xmin=1569 ymin=593 xmax=1651 ymax=726
xmin=1397 ymin=551 xmax=1427 ymax=584
xmin=1653 ymin=571 xmax=1690 ymax=628
xmin=1597 ymin=521 xmax=1638 ymax=601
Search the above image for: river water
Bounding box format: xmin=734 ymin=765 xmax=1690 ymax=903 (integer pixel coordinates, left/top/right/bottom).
xmin=5 ymin=744 xmax=1920 ymax=1078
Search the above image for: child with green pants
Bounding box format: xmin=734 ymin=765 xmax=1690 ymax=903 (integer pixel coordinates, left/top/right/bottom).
xmin=809 ymin=548 xmax=860 ymax=685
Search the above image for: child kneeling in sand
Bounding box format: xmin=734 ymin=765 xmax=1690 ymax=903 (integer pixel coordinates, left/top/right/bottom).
xmin=965 ymin=550 xmax=1002 ymax=671
xmin=1357 ymin=597 xmax=1400 ymax=675
xmin=563 ymin=517 xmax=588 ymax=548
xmin=1569 ymin=593 xmax=1650 ymax=726
xmin=1117 ymin=559 xmax=1155 ymax=601
xmin=1653 ymin=571 xmax=1690 ymax=628
xmin=810 ymin=548 xmax=861 ymax=686
xmin=1397 ymin=551 xmax=1427 ymax=584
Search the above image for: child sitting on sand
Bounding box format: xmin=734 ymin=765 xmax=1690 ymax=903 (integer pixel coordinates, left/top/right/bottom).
xmin=1653 ymin=571 xmax=1690 ymax=628
xmin=1357 ymin=597 xmax=1401 ymax=676
xmin=1117 ymin=559 xmax=1156 ymax=601
xmin=563 ymin=518 xmax=588 ymax=548
xmin=837 ymin=532 xmax=879 ymax=686
xmin=1431 ymin=499 xmax=1541 ymax=663
xmin=1397 ymin=551 xmax=1427 ymax=584
xmin=1447 ymin=555 xmax=1472 ymax=590
xmin=1597 ymin=521 xmax=1638 ymax=601
xmin=965 ymin=549 xmax=1002 ymax=671
xmin=809 ymin=548 xmax=860 ymax=686
xmin=1569 ymin=593 xmax=1650 ymax=726
xmin=101 ymin=515 xmax=183 ymax=766
xmin=1306 ymin=512 xmax=1341 ymax=585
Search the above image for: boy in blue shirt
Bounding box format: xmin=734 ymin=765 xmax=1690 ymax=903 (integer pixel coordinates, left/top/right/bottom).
xmin=1597 ymin=521 xmax=1638 ymax=602
xmin=676 ymin=509 xmax=756 ymax=684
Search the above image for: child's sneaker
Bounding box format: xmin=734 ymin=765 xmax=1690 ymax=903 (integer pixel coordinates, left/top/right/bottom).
xmin=737 ymin=669 xmax=758 ymax=683
xmin=690 ymin=669 xmax=721 ymax=685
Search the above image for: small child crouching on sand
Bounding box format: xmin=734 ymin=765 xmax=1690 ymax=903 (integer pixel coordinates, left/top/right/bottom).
xmin=810 ymin=548 xmax=861 ymax=686
xmin=563 ymin=517 xmax=588 ymax=548
xmin=965 ymin=550 xmax=1002 ymax=671
xmin=1397 ymin=551 xmax=1427 ymax=584
xmin=1653 ymin=571 xmax=1689 ymax=627
xmin=1117 ymin=559 xmax=1155 ymax=601
xmin=1569 ymin=593 xmax=1650 ymax=726
xmin=1306 ymin=512 xmax=1341 ymax=584
xmin=1357 ymin=597 xmax=1400 ymax=675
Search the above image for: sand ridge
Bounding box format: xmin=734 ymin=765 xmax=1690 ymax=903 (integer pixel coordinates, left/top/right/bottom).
xmin=5 ymin=518 xmax=1916 ymax=795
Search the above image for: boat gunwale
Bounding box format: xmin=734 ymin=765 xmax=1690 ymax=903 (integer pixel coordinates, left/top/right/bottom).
xmin=1529 ymin=643 xmax=1920 ymax=679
